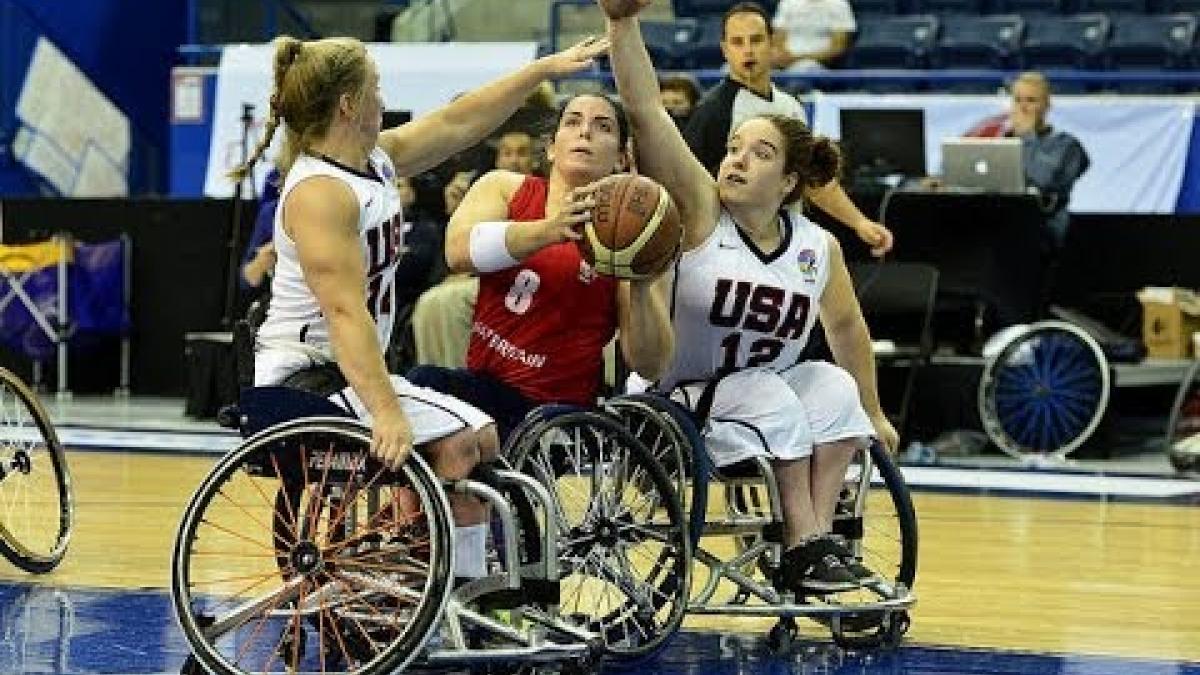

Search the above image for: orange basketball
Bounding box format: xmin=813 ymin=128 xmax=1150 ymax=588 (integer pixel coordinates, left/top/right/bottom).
xmin=580 ymin=174 xmax=682 ymax=280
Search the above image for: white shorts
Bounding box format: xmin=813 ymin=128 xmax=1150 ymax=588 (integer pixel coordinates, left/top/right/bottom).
xmin=330 ymin=375 xmax=494 ymax=445
xmin=257 ymin=348 xmax=493 ymax=444
xmin=671 ymin=362 xmax=874 ymax=467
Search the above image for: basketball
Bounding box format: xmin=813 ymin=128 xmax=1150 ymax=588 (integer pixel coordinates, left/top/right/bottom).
xmin=580 ymin=173 xmax=682 ymax=280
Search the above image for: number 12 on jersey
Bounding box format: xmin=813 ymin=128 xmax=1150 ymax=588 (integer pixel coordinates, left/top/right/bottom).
xmin=720 ymin=332 xmax=786 ymax=370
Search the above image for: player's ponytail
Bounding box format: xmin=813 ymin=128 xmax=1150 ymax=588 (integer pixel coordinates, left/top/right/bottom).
xmin=228 ymin=36 xmax=369 ymax=183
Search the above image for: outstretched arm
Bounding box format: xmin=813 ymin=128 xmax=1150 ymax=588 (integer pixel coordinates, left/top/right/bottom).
xmin=602 ymin=1 xmax=721 ymax=251
xmin=379 ymin=37 xmax=609 ymax=177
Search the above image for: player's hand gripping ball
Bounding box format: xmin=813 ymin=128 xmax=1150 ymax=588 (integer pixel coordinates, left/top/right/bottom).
xmin=579 ymin=174 xmax=682 ymax=280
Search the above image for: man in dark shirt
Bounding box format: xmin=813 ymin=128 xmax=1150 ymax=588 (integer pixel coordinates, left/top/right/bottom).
xmin=684 ymin=1 xmax=893 ymax=256
xmin=966 ymin=72 xmax=1090 ymax=249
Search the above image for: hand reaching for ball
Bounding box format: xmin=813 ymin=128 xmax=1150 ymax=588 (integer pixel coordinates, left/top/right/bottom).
xmin=597 ymin=0 xmax=653 ymax=20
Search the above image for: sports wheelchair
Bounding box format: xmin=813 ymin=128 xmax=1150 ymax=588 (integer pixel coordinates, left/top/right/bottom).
xmin=603 ymin=393 xmax=918 ymax=651
xmin=171 ymin=386 xmax=692 ymax=675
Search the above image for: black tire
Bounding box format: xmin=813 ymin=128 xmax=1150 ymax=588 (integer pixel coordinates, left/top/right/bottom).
xmin=172 ymin=417 xmax=452 ymax=675
xmin=508 ymin=410 xmax=690 ymax=661
xmin=0 ymin=366 xmax=73 ymax=573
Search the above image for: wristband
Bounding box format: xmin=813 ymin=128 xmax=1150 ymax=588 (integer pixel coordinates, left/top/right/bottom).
xmin=468 ymin=220 xmax=520 ymax=273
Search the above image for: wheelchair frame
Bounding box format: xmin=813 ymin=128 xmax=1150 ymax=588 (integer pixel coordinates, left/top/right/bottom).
xmin=172 ymin=387 xmax=692 ymax=675
xmin=604 ymin=394 xmax=919 ymax=651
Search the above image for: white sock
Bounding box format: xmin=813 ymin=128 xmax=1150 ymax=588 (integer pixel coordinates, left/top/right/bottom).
xmin=453 ymin=524 xmax=488 ymax=579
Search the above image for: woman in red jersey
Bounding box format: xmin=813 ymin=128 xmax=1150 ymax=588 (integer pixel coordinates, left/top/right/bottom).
xmin=407 ymin=93 xmax=675 ymax=442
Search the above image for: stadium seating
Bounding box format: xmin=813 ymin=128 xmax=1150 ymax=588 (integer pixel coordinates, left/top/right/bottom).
xmin=930 ymin=14 xmax=1025 ymax=67
xmin=1076 ymin=0 xmax=1149 ymax=12
xmin=850 ymin=0 xmax=909 ymax=15
xmin=915 ymin=0 xmax=990 ymax=14
xmin=641 ymin=19 xmax=702 ymax=69
xmin=991 ymin=0 xmax=1066 ymax=14
xmin=846 ymin=15 xmax=941 ymax=68
xmin=1019 ymin=13 xmax=1111 ymax=68
xmin=1104 ymin=13 xmax=1197 ymax=69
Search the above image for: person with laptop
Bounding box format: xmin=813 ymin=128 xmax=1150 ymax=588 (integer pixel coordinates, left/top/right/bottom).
xmin=963 ymin=71 xmax=1090 ymax=249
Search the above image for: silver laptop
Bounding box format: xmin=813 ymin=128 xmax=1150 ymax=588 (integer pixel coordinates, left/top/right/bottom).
xmin=941 ymin=138 xmax=1026 ymax=194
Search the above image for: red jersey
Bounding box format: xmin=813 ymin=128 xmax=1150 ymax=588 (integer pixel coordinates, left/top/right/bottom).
xmin=467 ymin=176 xmax=619 ymax=405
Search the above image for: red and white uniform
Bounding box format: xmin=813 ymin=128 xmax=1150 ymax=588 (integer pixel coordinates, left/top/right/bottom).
xmin=468 ymin=176 xmax=618 ymax=405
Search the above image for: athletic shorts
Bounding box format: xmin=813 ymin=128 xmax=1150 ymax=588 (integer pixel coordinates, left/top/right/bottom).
xmin=330 ymin=374 xmax=493 ymax=445
xmin=256 ymin=348 xmax=492 ymax=445
xmin=670 ymin=362 xmax=874 ymax=467
xmin=404 ymin=366 xmax=537 ymax=442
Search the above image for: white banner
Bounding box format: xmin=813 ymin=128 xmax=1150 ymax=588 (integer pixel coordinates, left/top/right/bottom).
xmin=204 ymin=42 xmax=537 ymax=198
xmin=811 ymin=92 xmax=1196 ymax=214
xmin=16 ymin=38 xmax=129 ymax=197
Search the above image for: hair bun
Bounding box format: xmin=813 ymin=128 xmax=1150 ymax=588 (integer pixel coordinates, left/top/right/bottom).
xmin=806 ymin=136 xmax=842 ymax=188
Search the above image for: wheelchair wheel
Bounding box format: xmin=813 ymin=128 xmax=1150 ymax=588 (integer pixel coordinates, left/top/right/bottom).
xmin=0 ymin=367 xmax=73 ymax=573
xmin=605 ymin=394 xmax=710 ymax=547
xmin=979 ymin=321 xmax=1110 ymax=461
xmin=507 ymin=410 xmax=690 ymax=661
xmin=172 ymin=417 xmax=453 ymax=675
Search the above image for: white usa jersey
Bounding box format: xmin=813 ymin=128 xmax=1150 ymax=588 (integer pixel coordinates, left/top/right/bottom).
xmin=657 ymin=209 xmax=831 ymax=390
xmin=255 ymin=149 xmax=404 ymax=385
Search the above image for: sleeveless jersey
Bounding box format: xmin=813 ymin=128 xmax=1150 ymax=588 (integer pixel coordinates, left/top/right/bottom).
xmin=255 ymin=149 xmax=405 ymax=385
xmin=467 ymin=176 xmax=618 ymax=405
xmin=657 ymin=209 xmax=831 ymax=390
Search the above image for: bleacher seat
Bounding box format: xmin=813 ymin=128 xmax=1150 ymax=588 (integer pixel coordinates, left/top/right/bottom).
xmin=1160 ymin=0 xmax=1200 ymax=11
xmin=850 ymin=0 xmax=908 ymax=14
xmin=990 ymin=0 xmax=1066 ymax=13
xmin=1105 ymin=13 xmax=1197 ymax=68
xmin=1076 ymin=0 xmax=1149 ymax=12
xmin=683 ymin=15 xmax=727 ymax=69
xmin=672 ymin=0 xmax=779 ymax=18
xmin=641 ymin=19 xmax=702 ymax=69
xmin=914 ymin=0 xmax=988 ymax=13
xmin=1019 ymin=13 xmax=1111 ymax=68
xmin=930 ymin=14 xmax=1025 ymax=67
xmin=845 ymin=15 xmax=941 ymax=68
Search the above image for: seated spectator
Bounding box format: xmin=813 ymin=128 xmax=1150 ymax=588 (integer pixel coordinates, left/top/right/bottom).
xmin=659 ymin=73 xmax=702 ymax=130
xmin=771 ymin=0 xmax=857 ymax=70
xmin=963 ymin=71 xmax=1090 ymax=249
xmin=410 ymin=168 xmax=483 ymax=369
xmin=493 ymin=130 xmax=535 ymax=175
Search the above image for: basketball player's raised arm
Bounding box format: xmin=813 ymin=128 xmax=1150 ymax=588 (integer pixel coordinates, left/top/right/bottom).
xmin=603 ymin=6 xmax=721 ymax=249
xmin=445 ymin=170 xmax=597 ymax=274
xmin=379 ymin=37 xmax=609 ymax=177
xmin=286 ymin=178 xmax=412 ymax=468
xmin=817 ymin=233 xmax=898 ymax=452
